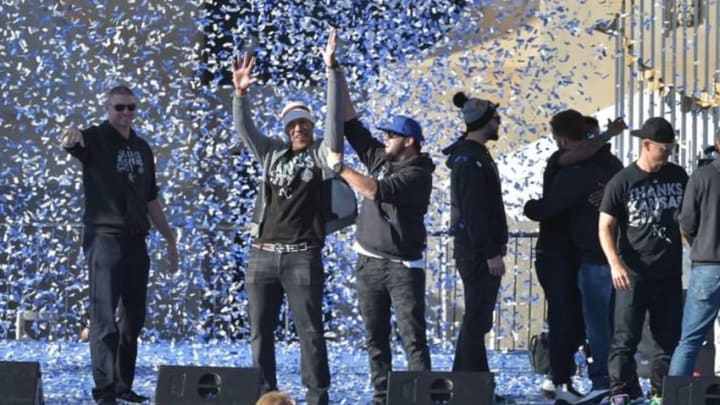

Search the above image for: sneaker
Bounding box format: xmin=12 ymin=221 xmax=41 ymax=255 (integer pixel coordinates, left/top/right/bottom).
xmin=541 ymin=376 xmax=556 ymax=399
xmin=116 ymin=390 xmax=149 ymax=403
xmin=608 ymin=394 xmax=630 ymax=405
xmin=555 ymin=384 xmax=583 ymax=403
xmin=648 ymin=396 xmax=662 ymax=405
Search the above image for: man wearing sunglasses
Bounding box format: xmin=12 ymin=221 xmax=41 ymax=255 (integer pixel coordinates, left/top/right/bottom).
xmin=325 ymin=70 xmax=434 ymax=405
xmin=230 ymin=29 xmax=346 ymax=405
xmin=61 ymin=85 xmax=178 ymax=405
xmin=599 ymin=117 xmax=688 ymax=405
xmin=442 ymin=91 xmax=510 ymax=403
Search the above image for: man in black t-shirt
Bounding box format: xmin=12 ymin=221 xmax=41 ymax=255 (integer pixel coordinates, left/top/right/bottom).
xmin=62 ymin=85 xmax=178 ymax=405
xmin=230 ymin=30 xmax=345 ymax=405
xmin=599 ymin=117 xmax=688 ymax=404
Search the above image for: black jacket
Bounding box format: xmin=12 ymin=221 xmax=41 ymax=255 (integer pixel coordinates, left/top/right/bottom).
xmin=65 ymin=121 xmax=158 ymax=235
xmin=524 ymin=145 xmax=623 ymax=262
xmin=443 ymin=139 xmax=508 ymax=259
xmin=345 ymin=119 xmax=435 ymax=261
xmin=679 ymin=156 xmax=720 ymax=264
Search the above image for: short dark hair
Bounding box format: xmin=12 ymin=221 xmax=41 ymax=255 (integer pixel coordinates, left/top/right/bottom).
xmin=108 ymin=85 xmax=134 ymax=98
xmin=584 ymin=116 xmax=599 ymax=129
xmin=550 ymin=109 xmax=585 ymax=141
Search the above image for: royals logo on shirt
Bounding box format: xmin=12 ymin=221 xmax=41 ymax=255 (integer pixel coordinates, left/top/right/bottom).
xmin=116 ymin=148 xmax=144 ymax=182
xmin=627 ymin=179 xmax=684 ymax=242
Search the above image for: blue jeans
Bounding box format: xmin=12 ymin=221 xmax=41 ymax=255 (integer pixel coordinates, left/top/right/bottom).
xmin=578 ymin=262 xmax=613 ymax=390
xmin=355 ymin=255 xmax=431 ymax=404
xmin=669 ymin=264 xmax=720 ymax=376
xmin=246 ymin=247 xmax=330 ymax=405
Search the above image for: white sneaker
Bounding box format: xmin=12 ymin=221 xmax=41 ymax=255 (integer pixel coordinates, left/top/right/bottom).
xmin=554 ymin=384 xmax=583 ymax=403
xmin=541 ymin=377 xmax=556 ymax=399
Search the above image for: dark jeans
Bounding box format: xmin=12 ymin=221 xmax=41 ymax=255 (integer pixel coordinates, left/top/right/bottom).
xmin=608 ymin=276 xmax=682 ymax=397
xmin=246 ymin=247 xmax=330 ymax=405
xmin=83 ymin=231 xmax=149 ymax=401
xmin=355 ymin=255 xmax=431 ymax=404
xmin=535 ymin=251 xmax=585 ymax=385
xmin=452 ymin=253 xmax=501 ymax=372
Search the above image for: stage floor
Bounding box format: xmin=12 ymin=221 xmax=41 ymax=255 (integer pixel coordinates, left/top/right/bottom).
xmin=0 ymin=340 xmax=598 ymax=404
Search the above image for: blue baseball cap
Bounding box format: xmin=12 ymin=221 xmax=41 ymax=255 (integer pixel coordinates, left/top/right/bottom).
xmin=377 ymin=115 xmax=424 ymax=143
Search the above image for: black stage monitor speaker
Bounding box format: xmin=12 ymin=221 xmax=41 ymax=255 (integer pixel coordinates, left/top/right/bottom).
xmin=0 ymin=361 xmax=44 ymax=405
xmin=387 ymin=371 xmax=494 ymax=405
xmin=155 ymin=365 xmax=262 ymax=405
xmin=663 ymin=376 xmax=720 ymax=405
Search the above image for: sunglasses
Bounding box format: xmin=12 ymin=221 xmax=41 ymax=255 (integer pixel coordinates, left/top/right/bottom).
xmin=112 ymin=104 xmax=136 ymax=112
xmin=383 ymin=132 xmax=404 ymax=140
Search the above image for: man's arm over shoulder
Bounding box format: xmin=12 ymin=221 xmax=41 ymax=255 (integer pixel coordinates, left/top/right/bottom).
xmin=524 ymin=167 xmax=593 ymax=221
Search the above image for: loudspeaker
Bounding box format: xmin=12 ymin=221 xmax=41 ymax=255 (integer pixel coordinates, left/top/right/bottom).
xmin=155 ymin=365 xmax=262 ymax=405
xmin=0 ymin=361 xmax=44 ymax=405
xmin=662 ymin=376 xmax=720 ymax=405
xmin=387 ymin=371 xmax=494 ymax=405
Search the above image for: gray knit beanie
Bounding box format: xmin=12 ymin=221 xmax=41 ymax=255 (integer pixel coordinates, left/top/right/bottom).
xmin=453 ymin=92 xmax=498 ymax=132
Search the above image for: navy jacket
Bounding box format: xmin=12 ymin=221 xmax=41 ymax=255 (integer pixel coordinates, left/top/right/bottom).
xmin=443 ymin=139 xmax=508 ymax=259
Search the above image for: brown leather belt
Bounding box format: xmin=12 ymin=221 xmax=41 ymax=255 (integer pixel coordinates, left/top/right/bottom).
xmin=252 ymin=241 xmax=321 ymax=253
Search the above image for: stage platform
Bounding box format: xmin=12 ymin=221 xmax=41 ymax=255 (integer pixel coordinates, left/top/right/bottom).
xmin=0 ymin=339 xmax=579 ymax=404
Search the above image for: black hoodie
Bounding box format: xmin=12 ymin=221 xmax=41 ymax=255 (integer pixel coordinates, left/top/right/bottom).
xmin=345 ymin=119 xmax=435 ymax=261
xmin=64 ymin=121 xmax=158 ymax=235
xmin=443 ymin=139 xmax=508 ymax=259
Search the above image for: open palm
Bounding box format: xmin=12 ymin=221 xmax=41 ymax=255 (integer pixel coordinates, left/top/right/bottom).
xmin=322 ymin=28 xmax=337 ymax=68
xmin=232 ymin=52 xmax=257 ymax=94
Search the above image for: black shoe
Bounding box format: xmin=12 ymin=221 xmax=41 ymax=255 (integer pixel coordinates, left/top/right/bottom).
xmin=96 ymin=397 xmax=117 ymax=405
xmin=117 ymin=390 xmax=149 ymax=403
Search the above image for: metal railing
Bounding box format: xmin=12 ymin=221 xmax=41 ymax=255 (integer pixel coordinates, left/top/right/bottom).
xmin=603 ymin=0 xmax=719 ymax=168
xmin=0 ymin=223 xmax=547 ymax=350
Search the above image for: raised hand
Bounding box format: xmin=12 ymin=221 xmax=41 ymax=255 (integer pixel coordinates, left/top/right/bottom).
xmin=232 ymin=52 xmax=257 ymax=96
xmin=61 ymin=127 xmax=84 ymax=148
xmin=322 ymin=27 xmax=338 ymax=69
xmin=606 ymin=117 xmax=628 ymax=137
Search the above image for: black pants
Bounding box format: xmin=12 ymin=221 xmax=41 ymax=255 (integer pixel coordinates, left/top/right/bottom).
xmin=246 ymin=247 xmax=330 ymax=405
xmin=535 ymin=250 xmax=585 ymax=385
xmin=84 ymin=231 xmax=149 ymax=401
xmin=452 ymin=252 xmax=501 ymax=372
xmin=608 ymin=276 xmax=683 ymax=397
xmin=355 ymin=255 xmax=431 ymax=404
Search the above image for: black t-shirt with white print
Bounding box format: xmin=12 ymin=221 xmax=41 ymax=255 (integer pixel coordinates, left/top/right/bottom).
xmin=65 ymin=121 xmax=158 ymax=235
xmin=257 ymin=148 xmax=324 ymax=246
xmin=600 ymin=162 xmax=688 ymax=278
